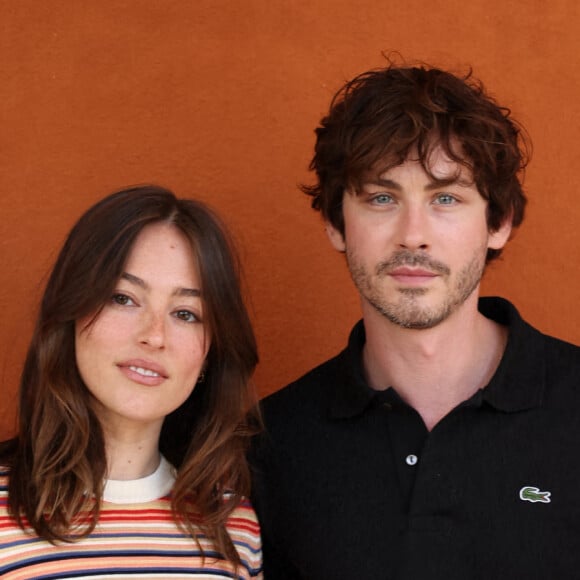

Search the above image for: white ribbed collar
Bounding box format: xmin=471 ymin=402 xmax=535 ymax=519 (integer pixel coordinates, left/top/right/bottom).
xmin=103 ymin=455 xmax=176 ymax=504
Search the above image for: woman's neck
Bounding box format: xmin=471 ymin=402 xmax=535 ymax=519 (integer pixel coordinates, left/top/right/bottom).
xmin=101 ymin=421 xmax=162 ymax=481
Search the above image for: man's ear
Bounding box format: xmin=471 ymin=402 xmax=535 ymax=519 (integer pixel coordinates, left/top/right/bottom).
xmin=325 ymin=222 xmax=346 ymax=253
xmin=488 ymin=216 xmax=513 ymax=251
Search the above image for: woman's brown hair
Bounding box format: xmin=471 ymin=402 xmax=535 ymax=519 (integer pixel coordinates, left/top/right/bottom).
xmin=0 ymin=185 xmax=259 ymax=566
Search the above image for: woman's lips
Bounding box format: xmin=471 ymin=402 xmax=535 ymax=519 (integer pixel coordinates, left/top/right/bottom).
xmin=117 ymin=359 xmax=168 ymax=386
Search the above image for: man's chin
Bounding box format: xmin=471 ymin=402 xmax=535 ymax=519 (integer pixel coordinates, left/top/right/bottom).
xmin=371 ymin=298 xmax=452 ymax=330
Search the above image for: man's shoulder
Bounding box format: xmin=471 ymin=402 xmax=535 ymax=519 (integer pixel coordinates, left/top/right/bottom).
xmin=511 ymin=316 xmax=580 ymax=406
xmin=260 ymin=350 xmax=347 ymax=424
xmin=263 ymin=351 xmax=345 ymax=405
xmin=541 ymin=332 xmax=580 ymax=384
xmin=483 ymin=296 xmax=580 ymax=372
xmin=522 ymin=306 xmax=580 ymax=368
xmin=542 ymin=332 xmax=580 ymax=357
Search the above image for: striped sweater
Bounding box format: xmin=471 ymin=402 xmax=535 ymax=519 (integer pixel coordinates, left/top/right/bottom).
xmin=0 ymin=458 xmax=262 ymax=579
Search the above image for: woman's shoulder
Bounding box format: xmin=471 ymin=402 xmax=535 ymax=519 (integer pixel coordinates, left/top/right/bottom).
xmin=225 ymin=497 xmax=262 ymax=575
xmin=0 ymin=466 xmax=10 ymax=494
xmin=228 ymin=496 xmax=260 ymax=524
xmin=0 ymin=467 xmax=15 ymax=532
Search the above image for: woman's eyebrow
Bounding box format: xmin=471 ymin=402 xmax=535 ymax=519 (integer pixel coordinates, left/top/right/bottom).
xmin=120 ymin=272 xmax=201 ymax=297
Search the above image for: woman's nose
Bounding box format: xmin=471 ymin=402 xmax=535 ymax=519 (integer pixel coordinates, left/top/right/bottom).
xmin=138 ymin=311 xmax=166 ymax=349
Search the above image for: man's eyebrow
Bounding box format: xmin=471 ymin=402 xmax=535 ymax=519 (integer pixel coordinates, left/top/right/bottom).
xmin=425 ymin=176 xmax=472 ymax=190
xmin=370 ymin=178 xmax=403 ymax=190
xmin=120 ymin=272 xmax=201 ymax=297
xmin=364 ymin=173 xmax=472 ymax=191
xmin=425 ymin=177 xmax=458 ymax=190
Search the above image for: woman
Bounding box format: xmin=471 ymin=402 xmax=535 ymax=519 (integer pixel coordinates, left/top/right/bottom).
xmin=0 ymin=185 xmax=262 ymax=578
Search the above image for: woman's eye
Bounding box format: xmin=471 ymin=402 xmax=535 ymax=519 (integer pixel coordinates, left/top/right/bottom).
xmin=174 ymin=310 xmax=199 ymax=323
xmin=111 ymin=293 xmax=134 ymax=306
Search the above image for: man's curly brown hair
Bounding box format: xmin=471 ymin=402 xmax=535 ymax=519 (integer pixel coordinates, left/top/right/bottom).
xmin=302 ymin=62 xmax=530 ymax=262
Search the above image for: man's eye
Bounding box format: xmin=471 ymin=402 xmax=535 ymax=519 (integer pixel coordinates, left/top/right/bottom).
xmin=112 ymin=293 xmax=134 ymax=306
xmin=371 ymin=194 xmax=394 ymax=205
xmin=174 ymin=310 xmax=199 ymax=323
xmin=435 ymin=194 xmax=457 ymax=205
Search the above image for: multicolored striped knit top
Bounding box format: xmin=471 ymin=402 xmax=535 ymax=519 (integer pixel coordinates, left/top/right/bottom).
xmin=0 ymin=457 xmax=262 ymax=579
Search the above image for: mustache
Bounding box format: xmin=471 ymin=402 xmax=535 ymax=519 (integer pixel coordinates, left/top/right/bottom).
xmin=376 ymin=251 xmax=451 ymax=276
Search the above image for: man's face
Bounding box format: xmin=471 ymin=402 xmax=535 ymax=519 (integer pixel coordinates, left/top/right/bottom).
xmin=326 ymin=146 xmax=512 ymax=329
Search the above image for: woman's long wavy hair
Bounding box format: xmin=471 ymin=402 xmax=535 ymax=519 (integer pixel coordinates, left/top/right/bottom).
xmin=0 ymin=185 xmax=259 ymax=566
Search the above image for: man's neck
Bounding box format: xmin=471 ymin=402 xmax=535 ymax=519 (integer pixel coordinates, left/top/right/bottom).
xmin=361 ymin=295 xmax=508 ymax=431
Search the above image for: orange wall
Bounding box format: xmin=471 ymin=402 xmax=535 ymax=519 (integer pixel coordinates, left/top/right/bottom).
xmin=1 ymin=1 xmax=579 ymax=439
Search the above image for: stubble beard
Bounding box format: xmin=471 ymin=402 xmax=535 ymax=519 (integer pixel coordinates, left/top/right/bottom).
xmin=347 ymin=248 xmax=487 ymax=330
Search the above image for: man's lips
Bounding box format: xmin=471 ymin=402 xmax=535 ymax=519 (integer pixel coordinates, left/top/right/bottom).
xmin=117 ymin=359 xmax=169 ymax=385
xmin=376 ymin=251 xmax=451 ymax=279
xmin=388 ymin=267 xmax=438 ymax=277
xmin=388 ymin=267 xmax=439 ymax=284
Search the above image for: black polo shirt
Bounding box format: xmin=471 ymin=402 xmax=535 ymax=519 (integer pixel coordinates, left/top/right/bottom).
xmin=250 ymin=298 xmax=580 ymax=579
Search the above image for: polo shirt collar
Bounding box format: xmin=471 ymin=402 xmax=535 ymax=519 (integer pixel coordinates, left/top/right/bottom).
xmin=329 ymin=297 xmax=546 ymax=419
xmin=478 ymin=297 xmax=546 ymax=412
xmin=329 ymin=320 xmax=377 ymax=419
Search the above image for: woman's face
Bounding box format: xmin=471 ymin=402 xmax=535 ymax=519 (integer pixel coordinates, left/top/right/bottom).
xmin=75 ymin=222 xmax=209 ymax=437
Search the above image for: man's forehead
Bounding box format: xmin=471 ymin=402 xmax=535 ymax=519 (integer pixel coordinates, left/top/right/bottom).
xmin=363 ymin=142 xmax=475 ymax=186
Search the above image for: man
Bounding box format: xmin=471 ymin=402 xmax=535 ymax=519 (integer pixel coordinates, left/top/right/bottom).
xmin=251 ymin=63 xmax=580 ymax=579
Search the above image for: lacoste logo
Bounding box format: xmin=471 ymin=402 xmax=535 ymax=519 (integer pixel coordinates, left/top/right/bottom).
xmin=519 ymin=486 xmax=551 ymax=504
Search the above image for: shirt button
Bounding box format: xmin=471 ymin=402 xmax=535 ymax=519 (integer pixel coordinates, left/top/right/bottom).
xmin=405 ymin=454 xmax=418 ymax=466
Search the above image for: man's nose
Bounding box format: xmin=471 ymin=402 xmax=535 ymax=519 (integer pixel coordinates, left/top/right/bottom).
xmin=396 ymin=205 xmax=430 ymax=251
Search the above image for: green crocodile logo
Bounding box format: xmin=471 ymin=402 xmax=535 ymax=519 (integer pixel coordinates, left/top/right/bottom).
xmin=519 ymin=486 xmax=551 ymax=504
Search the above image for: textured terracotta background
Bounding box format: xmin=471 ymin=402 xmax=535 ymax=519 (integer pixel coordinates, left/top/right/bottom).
xmin=1 ymin=1 xmax=579 ymax=439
